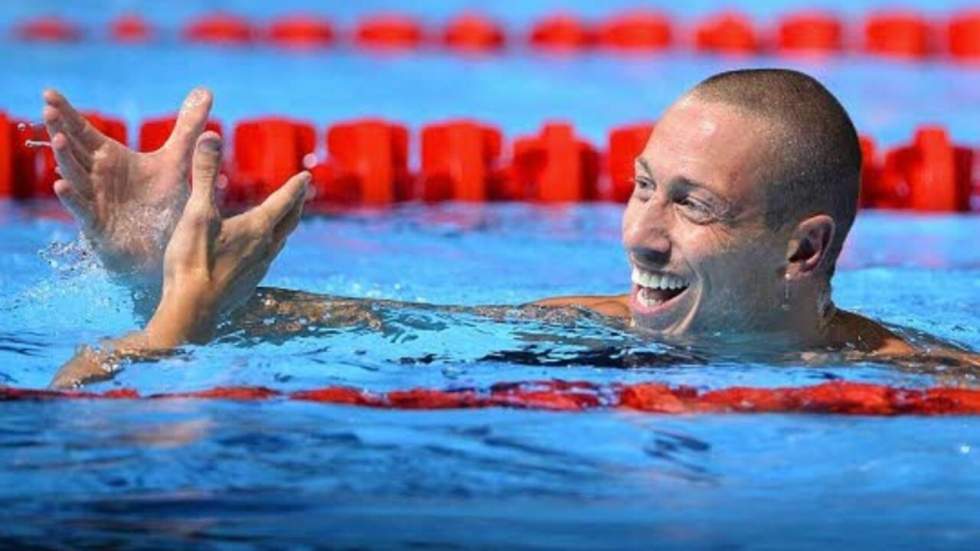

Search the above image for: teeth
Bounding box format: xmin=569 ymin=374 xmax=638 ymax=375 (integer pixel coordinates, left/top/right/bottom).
xmin=631 ymin=267 xmax=688 ymax=290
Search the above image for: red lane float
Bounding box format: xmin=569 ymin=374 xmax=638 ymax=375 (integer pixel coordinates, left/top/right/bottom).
xmin=443 ymin=13 xmax=505 ymax=51
xmin=511 ymin=122 xmax=599 ymax=202
xmin=323 ymin=119 xmax=413 ymax=204
xmin=110 ymin=14 xmax=153 ymax=43
xmin=948 ymin=11 xmax=980 ymax=61
xmin=0 ymin=114 xmax=15 ymax=198
xmin=138 ymin=116 xmax=224 ymax=152
xmin=421 ymin=120 xmax=502 ymax=201
xmin=597 ymin=11 xmax=672 ymax=51
xmin=355 ymin=14 xmax=425 ymax=49
xmin=864 ymin=11 xmax=934 ymax=59
xmin=266 ymin=15 xmax=335 ymax=47
xmin=858 ymin=136 xmax=887 ymax=208
xmin=529 ymin=15 xmax=596 ymax=50
xmin=694 ymin=12 xmax=761 ymax=54
xmin=777 ymin=11 xmax=843 ymax=54
xmin=3 ymin=380 xmax=980 ymax=416
xmin=232 ymin=118 xmax=315 ymax=202
xmin=880 ymin=126 xmax=973 ymax=212
xmin=607 ymin=123 xmax=654 ymax=202
xmin=14 ymin=16 xmax=82 ymax=42
xmin=184 ymin=13 xmax=255 ymax=45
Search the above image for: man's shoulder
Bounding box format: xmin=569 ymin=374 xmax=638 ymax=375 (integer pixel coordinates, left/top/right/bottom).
xmin=826 ymin=308 xmax=916 ymax=355
xmin=531 ymin=294 xmax=631 ymax=318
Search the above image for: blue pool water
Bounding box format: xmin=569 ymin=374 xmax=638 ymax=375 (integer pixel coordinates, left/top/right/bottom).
xmin=2 ymin=0 xmax=980 ymax=548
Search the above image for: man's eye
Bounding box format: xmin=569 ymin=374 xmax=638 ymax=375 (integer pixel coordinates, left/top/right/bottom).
xmin=633 ymin=177 xmax=654 ymax=191
xmin=676 ymin=196 xmax=715 ymax=222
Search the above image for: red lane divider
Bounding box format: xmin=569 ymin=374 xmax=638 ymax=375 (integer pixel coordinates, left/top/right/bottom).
xmin=2 ymin=380 xmax=979 ymax=415
xmin=9 ymin=9 xmax=980 ymax=63
xmin=879 ymin=126 xmax=974 ymax=212
xmin=184 ymin=13 xmax=255 ymax=45
xmin=421 ymin=120 xmax=503 ymax=202
xmin=598 ymin=11 xmax=673 ymax=51
xmin=949 ymin=11 xmax=980 ymax=60
xmin=529 ymin=15 xmax=596 ymax=50
xmin=14 ymin=16 xmax=82 ymax=42
xmin=355 ymin=14 xmax=425 ymax=49
xmin=694 ymin=12 xmax=761 ymax=54
xmin=110 ymin=14 xmax=153 ymax=43
xmin=777 ymin=11 xmax=843 ymax=54
xmin=443 ymin=13 xmax=505 ymax=51
xmin=864 ymin=11 xmax=934 ymax=59
xmin=511 ymin=123 xmax=600 ymax=202
xmin=267 ymin=15 xmax=335 ymax=48
xmin=608 ymin=123 xmax=655 ymax=202
xmin=321 ymin=119 xmax=413 ymax=204
xmin=233 ymin=117 xmax=315 ymax=202
xmin=0 ymin=112 xmax=976 ymax=212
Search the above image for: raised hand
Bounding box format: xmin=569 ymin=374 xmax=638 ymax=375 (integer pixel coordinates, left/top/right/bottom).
xmin=148 ymin=131 xmax=310 ymax=345
xmin=48 ymin=132 xmax=309 ymax=389
xmin=42 ymin=87 xmax=214 ymax=291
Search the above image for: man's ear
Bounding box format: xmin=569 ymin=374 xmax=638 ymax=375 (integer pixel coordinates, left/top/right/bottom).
xmin=785 ymin=214 xmax=835 ymax=279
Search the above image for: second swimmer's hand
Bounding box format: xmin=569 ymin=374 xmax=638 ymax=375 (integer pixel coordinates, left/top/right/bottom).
xmin=146 ymin=131 xmax=310 ymax=346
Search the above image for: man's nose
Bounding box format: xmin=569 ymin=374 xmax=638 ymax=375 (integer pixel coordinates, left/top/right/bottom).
xmin=623 ymin=197 xmax=672 ymax=261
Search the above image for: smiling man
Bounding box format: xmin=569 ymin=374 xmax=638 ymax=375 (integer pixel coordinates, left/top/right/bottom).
xmin=41 ymin=68 xmax=977 ymax=388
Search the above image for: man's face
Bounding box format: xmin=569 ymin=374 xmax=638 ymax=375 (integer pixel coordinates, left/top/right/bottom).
xmin=622 ymin=97 xmax=790 ymax=336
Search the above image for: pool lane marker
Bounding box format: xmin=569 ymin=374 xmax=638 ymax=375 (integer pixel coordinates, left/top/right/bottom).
xmin=2 ymin=380 xmax=979 ymax=415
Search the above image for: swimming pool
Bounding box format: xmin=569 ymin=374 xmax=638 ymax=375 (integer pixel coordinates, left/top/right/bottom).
xmin=2 ymin=0 xmax=979 ymax=548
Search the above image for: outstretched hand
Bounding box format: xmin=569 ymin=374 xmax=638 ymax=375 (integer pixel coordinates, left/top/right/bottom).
xmin=48 ymin=132 xmax=309 ymax=390
xmin=146 ymin=131 xmax=310 ymax=346
xmin=42 ymin=87 xmax=214 ymax=292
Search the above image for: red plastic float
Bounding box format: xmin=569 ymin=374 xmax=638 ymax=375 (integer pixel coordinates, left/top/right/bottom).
xmin=0 ymin=114 xmax=14 ymax=198
xmin=324 ymin=119 xmax=413 ymax=204
xmin=864 ymin=12 xmax=933 ymax=59
xmin=14 ymin=16 xmax=82 ymax=42
xmin=607 ymin=123 xmax=654 ymax=202
xmin=266 ymin=15 xmax=335 ymax=47
xmin=881 ymin=126 xmax=973 ymax=212
xmin=232 ymin=118 xmax=315 ymax=202
xmin=597 ymin=11 xmax=672 ymax=51
xmin=442 ymin=13 xmax=505 ymax=51
xmin=694 ymin=12 xmax=761 ymax=54
xmin=183 ymin=13 xmax=255 ymax=44
xmin=355 ymin=14 xmax=425 ymax=49
xmin=948 ymin=11 xmax=980 ymax=61
xmin=529 ymin=14 xmax=596 ymax=50
xmin=109 ymin=14 xmax=153 ymax=42
xmin=510 ymin=122 xmax=599 ymax=202
xmin=3 ymin=380 xmax=980 ymax=416
xmin=421 ymin=120 xmax=502 ymax=201
xmin=777 ymin=11 xmax=844 ymax=54
xmin=858 ymin=136 xmax=887 ymax=208
xmin=138 ymin=116 xmax=224 ymax=153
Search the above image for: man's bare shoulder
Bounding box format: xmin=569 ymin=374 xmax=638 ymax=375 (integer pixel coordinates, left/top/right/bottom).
xmin=531 ymin=294 xmax=631 ymax=319
xmin=826 ymin=309 xmax=980 ymax=374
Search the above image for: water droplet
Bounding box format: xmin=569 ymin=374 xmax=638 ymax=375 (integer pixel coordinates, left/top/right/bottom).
xmin=302 ymin=153 xmax=318 ymax=169
xmin=16 ymin=122 xmax=27 ymax=131
xmin=960 ymin=444 xmax=971 ymax=454
xmin=25 ymin=139 xmax=51 ymax=149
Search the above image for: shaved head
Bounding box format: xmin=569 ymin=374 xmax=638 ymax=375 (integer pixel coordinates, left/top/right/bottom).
xmin=688 ymin=69 xmax=861 ymax=277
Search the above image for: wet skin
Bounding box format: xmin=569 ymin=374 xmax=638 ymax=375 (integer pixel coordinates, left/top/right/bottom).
xmin=39 ymin=89 xmax=979 ymax=388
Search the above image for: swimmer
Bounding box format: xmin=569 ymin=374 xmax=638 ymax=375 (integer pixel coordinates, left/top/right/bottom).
xmin=41 ymin=69 xmax=979 ymax=389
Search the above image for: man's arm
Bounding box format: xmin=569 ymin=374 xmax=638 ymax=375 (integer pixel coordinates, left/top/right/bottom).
xmin=50 ymin=132 xmax=309 ymax=389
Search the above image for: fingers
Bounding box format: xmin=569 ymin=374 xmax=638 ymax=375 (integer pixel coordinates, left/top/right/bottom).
xmin=53 ymin=179 xmax=94 ymax=231
xmin=50 ymin=133 xmax=93 ymax=198
xmin=254 ymin=171 xmax=311 ymax=231
xmin=189 ymin=132 xmax=223 ymax=211
xmin=41 ymin=89 xmax=105 ymax=152
xmin=164 ymin=87 xmax=214 ymax=157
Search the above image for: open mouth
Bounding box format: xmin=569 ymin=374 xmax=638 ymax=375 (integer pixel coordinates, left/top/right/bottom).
xmin=631 ymin=267 xmax=690 ymax=310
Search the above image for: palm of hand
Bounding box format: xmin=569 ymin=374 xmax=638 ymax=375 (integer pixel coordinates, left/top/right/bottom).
xmin=43 ymin=88 xmax=213 ymax=284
